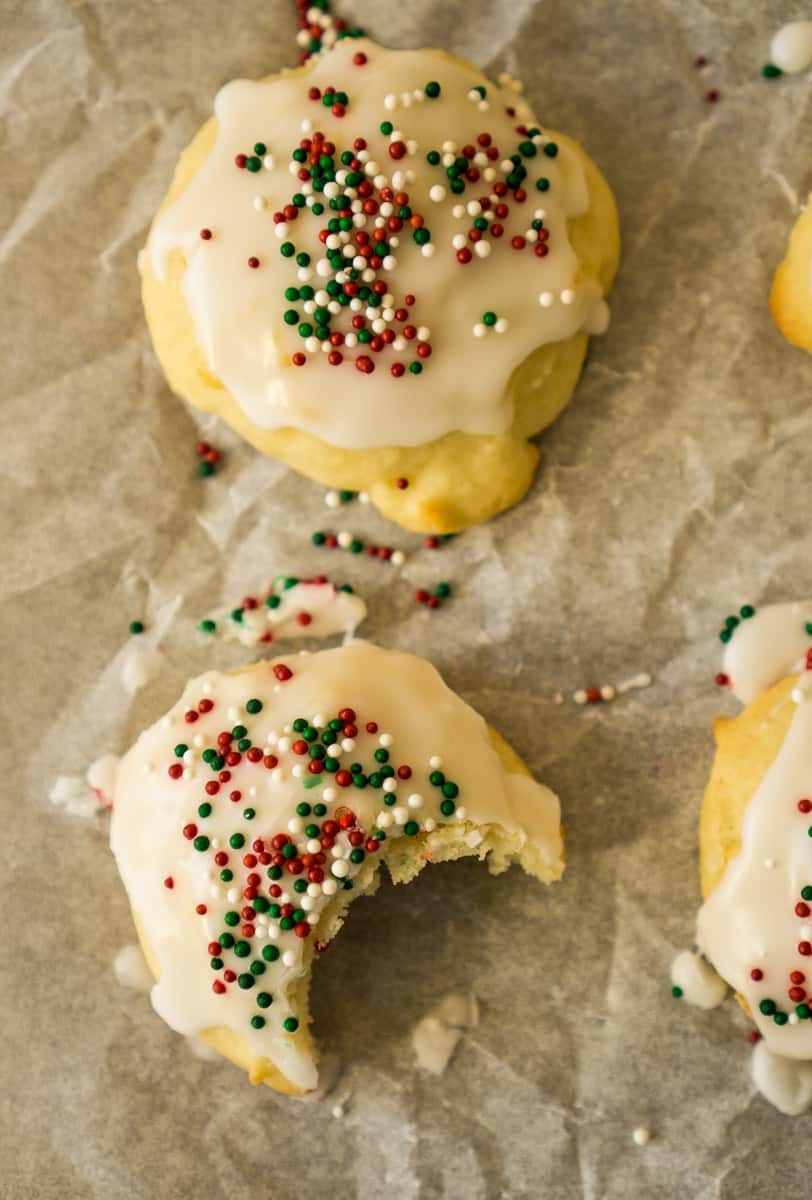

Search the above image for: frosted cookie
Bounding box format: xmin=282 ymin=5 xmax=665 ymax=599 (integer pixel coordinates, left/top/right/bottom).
xmin=689 ymin=602 xmax=812 ymax=1114
xmin=109 ymin=642 xmax=564 ymax=1094
xmin=141 ymin=37 xmax=619 ymax=533
xmin=771 ymin=200 xmax=812 ymax=352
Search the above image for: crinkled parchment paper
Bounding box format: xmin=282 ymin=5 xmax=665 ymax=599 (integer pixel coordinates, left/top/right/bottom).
xmin=3 ymin=1 xmax=812 ymax=1196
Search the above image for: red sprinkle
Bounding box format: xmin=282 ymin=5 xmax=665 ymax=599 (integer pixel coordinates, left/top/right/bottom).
xmin=750 ymin=968 xmax=764 ymax=981
xmin=163 ymin=876 xmax=174 ymax=889
xmin=200 ymin=228 xmax=212 ymax=240
xmin=195 ymin=904 xmax=207 ymax=915
xmin=353 ymin=52 xmax=367 ymax=65
xmin=273 ymin=664 xmax=293 ymax=682
xmin=798 ymin=799 xmax=812 ymax=814
xmin=715 ymin=673 xmax=730 ymax=687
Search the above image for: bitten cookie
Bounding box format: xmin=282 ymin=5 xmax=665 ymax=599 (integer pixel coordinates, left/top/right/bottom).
xmin=695 ymin=601 xmax=812 ymax=1114
xmin=771 ymin=199 xmax=812 ymax=351
xmin=109 ymin=642 xmax=564 ymax=1094
xmin=141 ymin=37 xmax=619 ymax=532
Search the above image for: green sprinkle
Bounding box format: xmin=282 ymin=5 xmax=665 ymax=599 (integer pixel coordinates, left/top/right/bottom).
xmin=198 ymin=802 xmax=212 ymax=818
xmin=230 ymin=833 xmax=245 ymax=849
xmin=254 ymin=142 xmax=267 ymax=156
xmin=210 ymin=957 xmax=223 ymax=970
xmin=197 ymin=460 xmax=215 ymax=477
xmin=774 ymin=1011 xmax=789 ymax=1025
xmin=294 ymin=879 xmax=308 ymax=893
xmin=250 ymin=960 xmax=266 ymax=976
xmin=440 ymin=799 xmax=456 ymax=817
xmin=266 ymin=594 xmax=281 ymax=609
xmin=254 ymin=897 xmax=270 ymax=914
xmin=380 ymin=120 xmax=393 ymax=134
xmin=798 ymin=1004 xmax=811 ymax=1020
xmin=220 ymin=868 xmax=233 ymax=883
xmin=243 ymin=807 xmax=256 ymax=820
xmin=671 ymin=985 xmax=683 ymax=999
xmin=759 ymin=998 xmax=776 ymax=1016
xmin=425 ymin=81 xmax=441 ymax=98
xmin=257 ymin=992 xmax=273 ymax=1009
xmin=246 ymin=699 xmax=263 ymax=714
xmin=543 ymin=142 xmax=558 ymax=157
xmin=267 ymin=865 xmax=282 ymax=881
xmin=262 ymin=945 xmax=280 ymax=963
xmin=427 ymin=150 xmax=441 ymax=165
xmin=238 ymin=973 xmax=255 ymax=989
xmin=279 ymin=917 xmax=294 ymax=931
xmin=297 ymin=802 xmax=312 ymax=817
xmin=349 ymin=848 xmax=365 ymax=864
xmin=404 ymin=820 xmax=419 ymax=836
xmin=314 ymin=803 xmax=327 ymax=817
xmin=234 ymin=941 xmax=250 ymax=959
xmin=740 ymin=605 xmax=755 ymax=619
xmin=250 ymin=1014 xmax=265 ymax=1028
xmin=409 ymin=362 xmax=423 ymax=375
xmin=219 ymin=932 xmax=235 ymax=949
xmin=280 ymin=242 xmax=295 ymax=257
xmin=230 ymin=608 xmax=244 ymax=623
xmin=719 ymin=629 xmax=732 ymax=644
xmin=442 ymin=781 xmax=459 ymax=799
xmin=193 ymin=835 xmax=210 ymax=852
xmin=245 ymin=156 xmax=261 ymax=172
xmin=224 ymin=911 xmax=239 ymax=927
xmin=482 ymin=312 xmax=497 ymax=327
xmin=198 ymin=619 xmax=217 ymax=634
xmin=762 ymin=63 xmax=783 ymax=78
xmin=436 ymin=582 xmax=451 ymax=598
xmin=429 ymin=771 xmax=445 ymax=787
xmin=129 ymin=620 xmax=144 ymax=635
xmin=283 ymin=1017 xmax=300 ymax=1033
xmin=535 ymin=177 xmax=550 ymax=192
xmin=802 ymin=886 xmax=812 ymax=901
xmin=174 ymin=744 xmax=188 ymax=758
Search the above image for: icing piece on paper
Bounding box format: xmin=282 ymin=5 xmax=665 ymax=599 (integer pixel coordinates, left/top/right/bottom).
xmin=50 ymin=754 xmax=119 ymax=820
xmin=411 ymin=992 xmax=479 ymax=1075
xmin=670 ymin=950 xmax=727 ymax=1010
xmin=109 ymin=642 xmax=563 ymax=1094
xmin=769 ymin=21 xmax=812 ymax=76
xmin=198 ymin=577 xmax=365 ymax=646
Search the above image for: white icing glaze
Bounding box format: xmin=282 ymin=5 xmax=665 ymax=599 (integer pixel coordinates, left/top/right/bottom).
xmin=670 ymin=949 xmax=727 ymax=1009
xmin=50 ymin=754 xmax=119 ymax=820
xmin=109 ymin=641 xmax=562 ymax=1091
xmin=770 ymin=21 xmax=812 ymax=75
xmin=146 ymin=38 xmax=608 ymax=451
xmin=205 ymin=578 xmax=365 ymax=646
xmin=721 ymin=601 xmax=812 ymax=703
xmin=113 ymin=943 xmax=153 ymax=993
xmin=696 ymin=603 xmax=812 ymax=1104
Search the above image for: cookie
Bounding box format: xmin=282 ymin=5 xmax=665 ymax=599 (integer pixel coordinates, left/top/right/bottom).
xmin=141 ymin=38 xmax=619 ymax=532
xmin=109 ymin=642 xmax=564 ymax=1094
xmin=771 ymin=199 xmax=812 ymax=351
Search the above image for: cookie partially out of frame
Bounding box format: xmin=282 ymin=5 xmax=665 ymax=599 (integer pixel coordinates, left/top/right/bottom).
xmin=771 ymin=198 xmax=812 ymax=352
xmin=141 ymin=38 xmax=619 ymax=532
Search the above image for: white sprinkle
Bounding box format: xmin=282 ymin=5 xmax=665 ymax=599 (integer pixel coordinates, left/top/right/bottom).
xmin=600 ymin=685 xmax=616 ymax=701
xmin=253 ymin=195 xmax=267 ymax=210
xmin=429 ymin=185 xmax=446 ymax=203
xmin=429 ymin=756 xmax=443 ymax=769
xmin=292 ymin=764 xmax=305 ymax=779
xmin=452 ymin=204 xmax=466 ymax=219
xmin=765 ymin=858 xmax=776 ymax=870
xmin=288 ymin=817 xmax=304 ymax=834
xmin=456 ymin=806 xmax=467 ymax=820
xmin=474 ymin=241 xmax=491 ymax=258
xmin=539 ymin=291 xmax=554 ymax=307
xmin=337 ymin=531 xmax=352 ymax=549
xmin=384 ymin=93 xmax=397 ymax=111
xmin=452 ymin=234 xmax=467 ymax=250
xmin=473 ymin=324 xmax=487 ymax=338
xmin=377 ymin=811 xmax=394 ymax=828
xmin=263 ymin=154 xmax=274 ymax=170
xmin=227 ymin=888 xmax=240 ymax=904
xmin=494 ymin=317 xmax=509 ymax=333
xmin=574 ymin=690 xmax=588 ymax=705
xmin=421 ymin=243 xmax=435 ymax=258
xmin=391 ymin=550 xmax=405 ymax=567
xmin=383 ymin=778 xmax=398 ymax=793
xmin=282 ymin=950 xmax=298 ymax=967
xmin=332 ymin=860 xmax=350 ymax=878
xmin=423 ymin=818 xmax=437 ymax=833
xmin=632 ymin=1126 xmax=651 ymax=1147
xmin=322 ymin=878 xmax=338 ymax=896
xmin=392 ymin=806 xmax=408 ymax=825
xmin=561 ymin=289 xmax=576 ymax=305
xmin=408 ymin=793 xmax=424 ymax=809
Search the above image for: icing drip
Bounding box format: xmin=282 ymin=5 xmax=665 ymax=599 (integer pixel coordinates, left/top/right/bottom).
xmin=721 ymin=601 xmax=812 ymax=703
xmin=669 ymin=950 xmax=727 ymax=1009
xmin=752 ymin=1040 xmax=812 ymax=1115
xmin=146 ymin=38 xmax=608 ymax=451
xmin=113 ymin=944 xmax=153 ymax=993
xmin=109 ymin=642 xmax=562 ymax=1091
xmin=201 ymin=578 xmax=365 ymax=646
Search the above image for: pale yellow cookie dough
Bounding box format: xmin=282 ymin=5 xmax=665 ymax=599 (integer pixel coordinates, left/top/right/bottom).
xmin=771 ymin=199 xmax=812 ymax=352
xmin=131 ymin=724 xmax=562 ymax=1095
xmin=141 ymin=48 xmax=619 ymax=534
